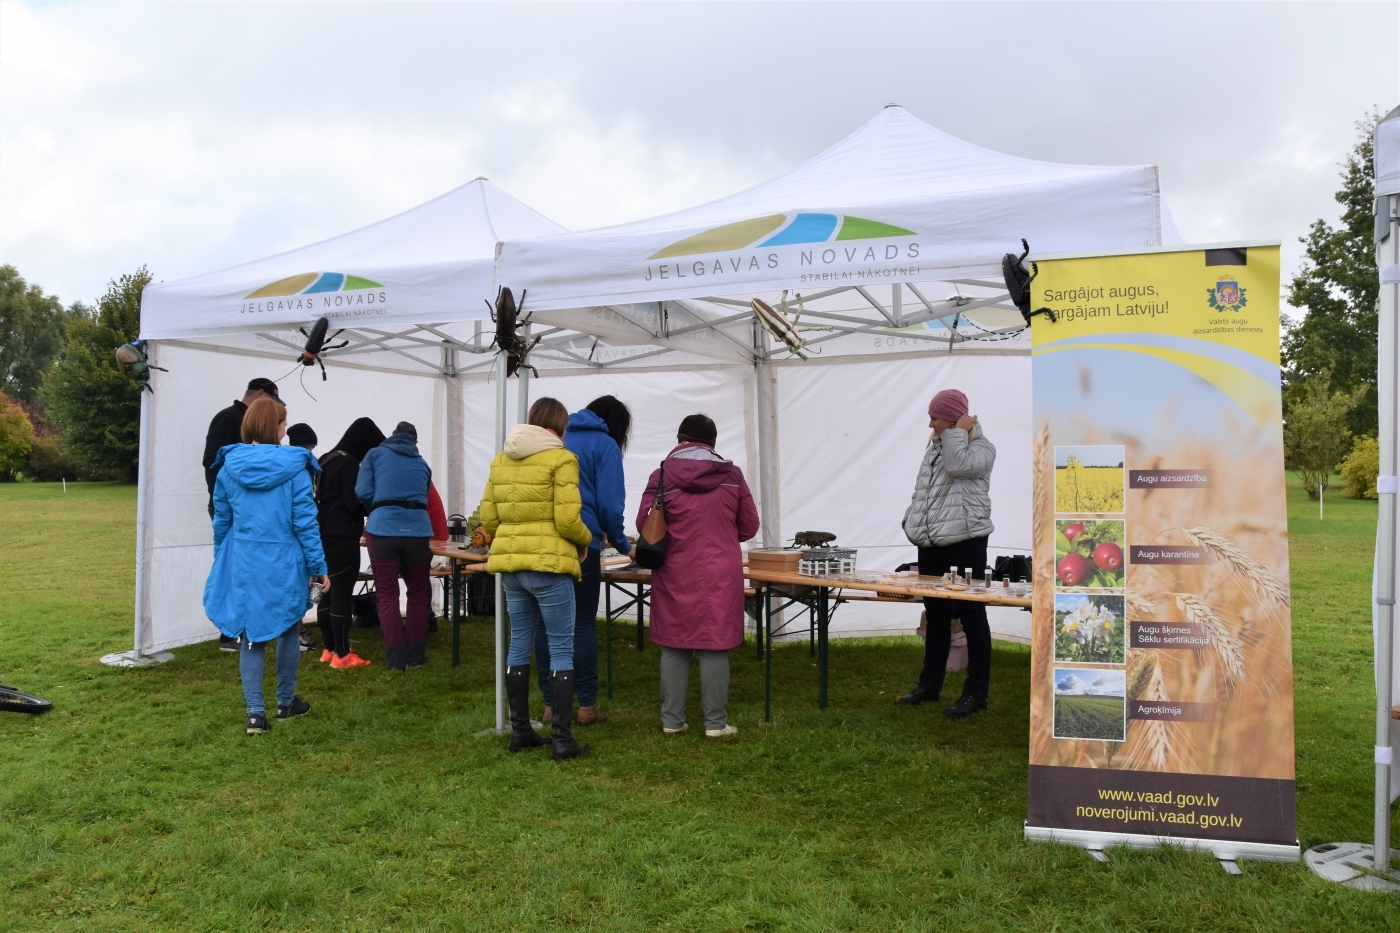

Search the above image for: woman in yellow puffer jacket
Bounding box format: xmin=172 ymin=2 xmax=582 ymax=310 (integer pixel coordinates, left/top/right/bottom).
xmin=479 ymin=397 xmax=595 ymax=760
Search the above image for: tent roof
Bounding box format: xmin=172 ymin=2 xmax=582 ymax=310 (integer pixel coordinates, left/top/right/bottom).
xmin=140 ymin=178 xmax=566 ymax=340
xmin=499 ymin=105 xmax=1173 ymax=311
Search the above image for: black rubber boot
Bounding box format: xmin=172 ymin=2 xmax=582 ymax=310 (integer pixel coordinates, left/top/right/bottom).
xmin=506 ymin=665 xmax=547 ymax=752
xmin=385 ymin=644 xmax=407 ymax=671
xmin=404 ymin=641 xmax=427 ymax=669
xmin=549 ymin=670 xmax=591 ymax=761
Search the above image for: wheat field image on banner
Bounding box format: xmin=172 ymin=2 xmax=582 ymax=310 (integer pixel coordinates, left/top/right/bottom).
xmin=1029 ymin=247 xmax=1294 ymax=780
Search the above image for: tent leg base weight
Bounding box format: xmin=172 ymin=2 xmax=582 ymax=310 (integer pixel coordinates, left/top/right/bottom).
xmin=100 ymin=650 xmax=173 ymax=668
xmin=1304 ymin=843 xmax=1400 ymax=892
xmin=473 ymin=726 xmax=510 ymax=738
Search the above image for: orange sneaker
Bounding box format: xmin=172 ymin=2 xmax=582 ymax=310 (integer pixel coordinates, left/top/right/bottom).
xmin=319 ymin=649 xmax=334 ymax=663
xmin=330 ymin=651 xmax=372 ymax=669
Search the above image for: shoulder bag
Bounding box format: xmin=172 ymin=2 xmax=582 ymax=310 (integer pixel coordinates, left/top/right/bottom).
xmin=634 ymin=461 xmax=669 ymax=570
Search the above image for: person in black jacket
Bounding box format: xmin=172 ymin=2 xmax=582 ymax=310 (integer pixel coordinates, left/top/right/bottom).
xmin=202 ymin=377 xmax=283 ymax=650
xmin=314 ymin=417 xmax=386 ymax=669
xmin=203 ymin=378 xmax=283 ymax=514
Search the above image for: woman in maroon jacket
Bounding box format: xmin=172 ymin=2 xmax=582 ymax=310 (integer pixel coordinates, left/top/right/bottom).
xmin=636 ymin=414 xmax=759 ymax=738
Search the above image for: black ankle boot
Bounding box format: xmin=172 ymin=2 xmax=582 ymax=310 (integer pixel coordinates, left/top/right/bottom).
xmin=549 ymin=670 xmax=591 ymax=761
xmin=506 ymin=666 xmax=546 ymax=752
xmin=943 ymin=695 xmax=987 ymax=719
xmin=405 ymin=640 xmax=427 ymax=668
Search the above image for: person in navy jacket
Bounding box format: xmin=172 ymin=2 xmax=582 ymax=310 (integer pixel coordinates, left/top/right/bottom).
xmin=537 ymin=396 xmax=633 ymax=724
xmin=355 ymin=421 xmax=434 ymax=671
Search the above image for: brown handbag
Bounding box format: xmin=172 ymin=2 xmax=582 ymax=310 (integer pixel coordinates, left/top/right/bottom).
xmin=634 ymin=461 xmax=668 ymax=569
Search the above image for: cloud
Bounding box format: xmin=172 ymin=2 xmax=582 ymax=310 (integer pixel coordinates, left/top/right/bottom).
xmin=1056 ymin=669 xmax=1126 ymax=696
xmin=2 ymin=2 xmax=1395 ymax=307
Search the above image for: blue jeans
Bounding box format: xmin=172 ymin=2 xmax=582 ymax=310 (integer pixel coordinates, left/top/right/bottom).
xmin=535 ymin=548 xmax=601 ymax=705
xmin=239 ymin=622 xmax=301 ymax=715
xmin=503 ymin=570 xmax=576 ymax=671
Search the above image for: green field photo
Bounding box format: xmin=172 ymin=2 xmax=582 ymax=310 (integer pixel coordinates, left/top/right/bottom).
xmin=1053 ymin=668 xmax=1126 ymax=741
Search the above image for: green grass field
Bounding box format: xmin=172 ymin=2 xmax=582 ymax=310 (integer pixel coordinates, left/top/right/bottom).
xmin=0 ymin=477 xmax=1396 ymax=931
xmin=1053 ymin=694 xmax=1126 ymax=742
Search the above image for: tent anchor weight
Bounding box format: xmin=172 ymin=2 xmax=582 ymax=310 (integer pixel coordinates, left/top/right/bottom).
xmin=1303 ymin=842 xmax=1400 ymax=892
xmin=99 ymin=649 xmax=173 ymax=668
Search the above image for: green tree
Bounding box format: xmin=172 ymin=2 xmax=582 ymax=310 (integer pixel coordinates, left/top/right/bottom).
xmin=0 ymin=265 xmax=72 ymax=403
xmin=1283 ymin=373 xmax=1362 ymax=499
xmin=1283 ymin=112 xmax=1382 ymax=439
xmin=42 ymin=268 xmax=150 ymax=481
xmin=0 ymin=394 xmax=36 ymax=481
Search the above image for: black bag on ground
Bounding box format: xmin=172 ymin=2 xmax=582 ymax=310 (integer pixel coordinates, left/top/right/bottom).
xmin=467 ymin=572 xmax=496 ymax=617
xmin=352 ymin=589 xmax=380 ymax=628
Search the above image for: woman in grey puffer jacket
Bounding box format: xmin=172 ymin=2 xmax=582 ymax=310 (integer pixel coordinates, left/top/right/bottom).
xmin=897 ymin=389 xmax=996 ymax=718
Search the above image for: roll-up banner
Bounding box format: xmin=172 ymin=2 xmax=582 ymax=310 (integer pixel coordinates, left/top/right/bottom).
xmin=1025 ymin=243 xmax=1299 ymax=863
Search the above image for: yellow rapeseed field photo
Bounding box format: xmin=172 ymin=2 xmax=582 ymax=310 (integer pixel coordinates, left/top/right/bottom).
xmin=1055 ymin=458 xmax=1125 ymax=513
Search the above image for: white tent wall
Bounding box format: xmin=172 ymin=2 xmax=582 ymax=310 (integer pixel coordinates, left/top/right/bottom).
xmin=457 ymin=348 xmax=1031 ymax=641
xmin=138 ymin=341 xmax=452 ymax=653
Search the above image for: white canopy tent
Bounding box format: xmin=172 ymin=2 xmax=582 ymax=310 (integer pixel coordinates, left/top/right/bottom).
xmin=128 ymin=107 xmax=1179 ymax=738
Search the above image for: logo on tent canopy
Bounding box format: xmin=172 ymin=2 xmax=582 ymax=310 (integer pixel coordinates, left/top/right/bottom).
xmin=649 ymin=213 xmax=916 ymax=259
xmin=245 ymin=273 xmax=383 ymax=299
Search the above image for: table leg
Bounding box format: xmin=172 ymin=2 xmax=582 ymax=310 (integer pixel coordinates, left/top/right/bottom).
xmin=818 ymin=586 xmax=829 ymax=710
xmin=451 ymin=562 xmax=462 ymax=667
xmin=764 ymin=584 xmax=772 ymax=724
xmin=605 ymin=582 xmax=613 ymax=703
xmin=755 ymin=589 xmax=763 ymax=661
xmin=636 ymin=583 xmax=645 ymax=651
xmin=809 ymin=600 xmax=815 ymax=658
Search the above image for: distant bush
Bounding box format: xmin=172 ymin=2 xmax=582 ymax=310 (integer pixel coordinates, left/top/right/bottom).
xmin=0 ymin=394 xmax=35 ymax=481
xmin=23 ymin=434 xmax=80 ymax=481
xmin=1340 ymin=435 xmax=1380 ymax=500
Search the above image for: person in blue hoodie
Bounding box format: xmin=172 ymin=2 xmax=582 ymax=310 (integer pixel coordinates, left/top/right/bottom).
xmin=203 ymin=397 xmax=329 ymax=735
xmin=356 ymin=421 xmax=434 ymax=671
xmin=536 ymin=396 xmax=633 ymax=725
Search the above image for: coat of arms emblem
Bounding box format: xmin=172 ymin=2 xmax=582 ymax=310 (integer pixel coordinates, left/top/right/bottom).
xmin=1206 ymin=277 xmax=1247 ymax=313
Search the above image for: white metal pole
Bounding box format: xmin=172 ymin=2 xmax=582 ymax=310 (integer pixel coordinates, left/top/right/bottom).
xmin=493 ymin=349 xmax=508 ymax=734
xmin=443 ymin=344 xmax=464 ymax=517
xmin=1374 ymin=190 xmax=1397 ymax=872
xmin=753 ymin=322 xmax=781 ymax=548
xmin=131 ymin=372 xmax=154 ymax=657
xmin=517 ymin=323 xmax=531 ymax=426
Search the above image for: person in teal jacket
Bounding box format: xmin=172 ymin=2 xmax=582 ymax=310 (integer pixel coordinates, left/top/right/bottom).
xmin=203 ymin=397 xmax=329 ymax=735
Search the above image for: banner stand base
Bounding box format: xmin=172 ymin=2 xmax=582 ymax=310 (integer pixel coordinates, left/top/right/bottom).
xmin=1304 ymin=842 xmax=1400 ymax=892
xmin=1025 ymin=824 xmax=1300 ymax=870
xmin=99 ymin=650 xmax=173 ymax=668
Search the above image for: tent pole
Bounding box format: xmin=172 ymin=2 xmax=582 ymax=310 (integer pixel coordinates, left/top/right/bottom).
xmin=517 ymin=323 xmax=531 ymax=424
xmin=494 ymin=349 xmax=508 ymax=734
xmin=443 ymin=344 xmax=464 ymax=516
xmin=103 ymin=341 xmax=171 ymax=668
xmin=754 ymin=321 xmax=781 ymax=548
xmin=1374 ymin=191 xmax=1397 ymax=873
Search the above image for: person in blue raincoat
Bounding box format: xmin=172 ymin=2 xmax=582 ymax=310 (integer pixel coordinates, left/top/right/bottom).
xmin=535 ymin=396 xmax=633 ymax=725
xmin=204 ymin=397 xmax=329 ymax=735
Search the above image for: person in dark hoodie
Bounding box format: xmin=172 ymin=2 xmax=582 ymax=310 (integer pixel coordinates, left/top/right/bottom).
xmin=355 ymin=421 xmax=434 ymax=670
xmin=314 ymin=417 xmax=385 ymax=669
xmin=635 ymin=414 xmax=759 ymax=739
xmin=203 ymin=397 xmax=328 ymax=735
xmin=535 ymin=396 xmax=633 ymax=726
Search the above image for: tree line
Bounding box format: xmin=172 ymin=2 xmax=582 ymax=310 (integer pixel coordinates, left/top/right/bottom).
xmin=1282 ymin=111 xmax=1385 ymax=501
xmin=0 ymin=266 xmax=148 ymax=481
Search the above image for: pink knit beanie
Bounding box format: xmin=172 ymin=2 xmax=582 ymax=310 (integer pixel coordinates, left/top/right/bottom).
xmin=928 ymin=389 xmax=968 ymax=423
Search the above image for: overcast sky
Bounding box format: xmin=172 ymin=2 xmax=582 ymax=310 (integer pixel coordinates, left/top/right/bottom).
xmin=2 ymin=1 xmax=1396 ymax=312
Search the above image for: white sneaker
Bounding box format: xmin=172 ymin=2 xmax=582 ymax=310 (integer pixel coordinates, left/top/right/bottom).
xmin=705 ymin=724 xmax=739 ymax=739
xmin=663 ymin=723 xmax=688 ymax=735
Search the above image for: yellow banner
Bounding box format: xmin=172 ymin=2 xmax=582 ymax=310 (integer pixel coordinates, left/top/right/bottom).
xmin=1026 ymin=245 xmax=1296 ymax=849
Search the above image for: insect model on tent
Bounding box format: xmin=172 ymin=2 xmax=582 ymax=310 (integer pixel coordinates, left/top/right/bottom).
xmin=298 ymin=316 xmax=349 ymax=381
xmin=486 ymin=287 xmax=541 ymax=378
xmin=750 ymin=297 xmax=808 ymax=358
xmin=1001 ymin=238 xmax=1058 ymax=326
